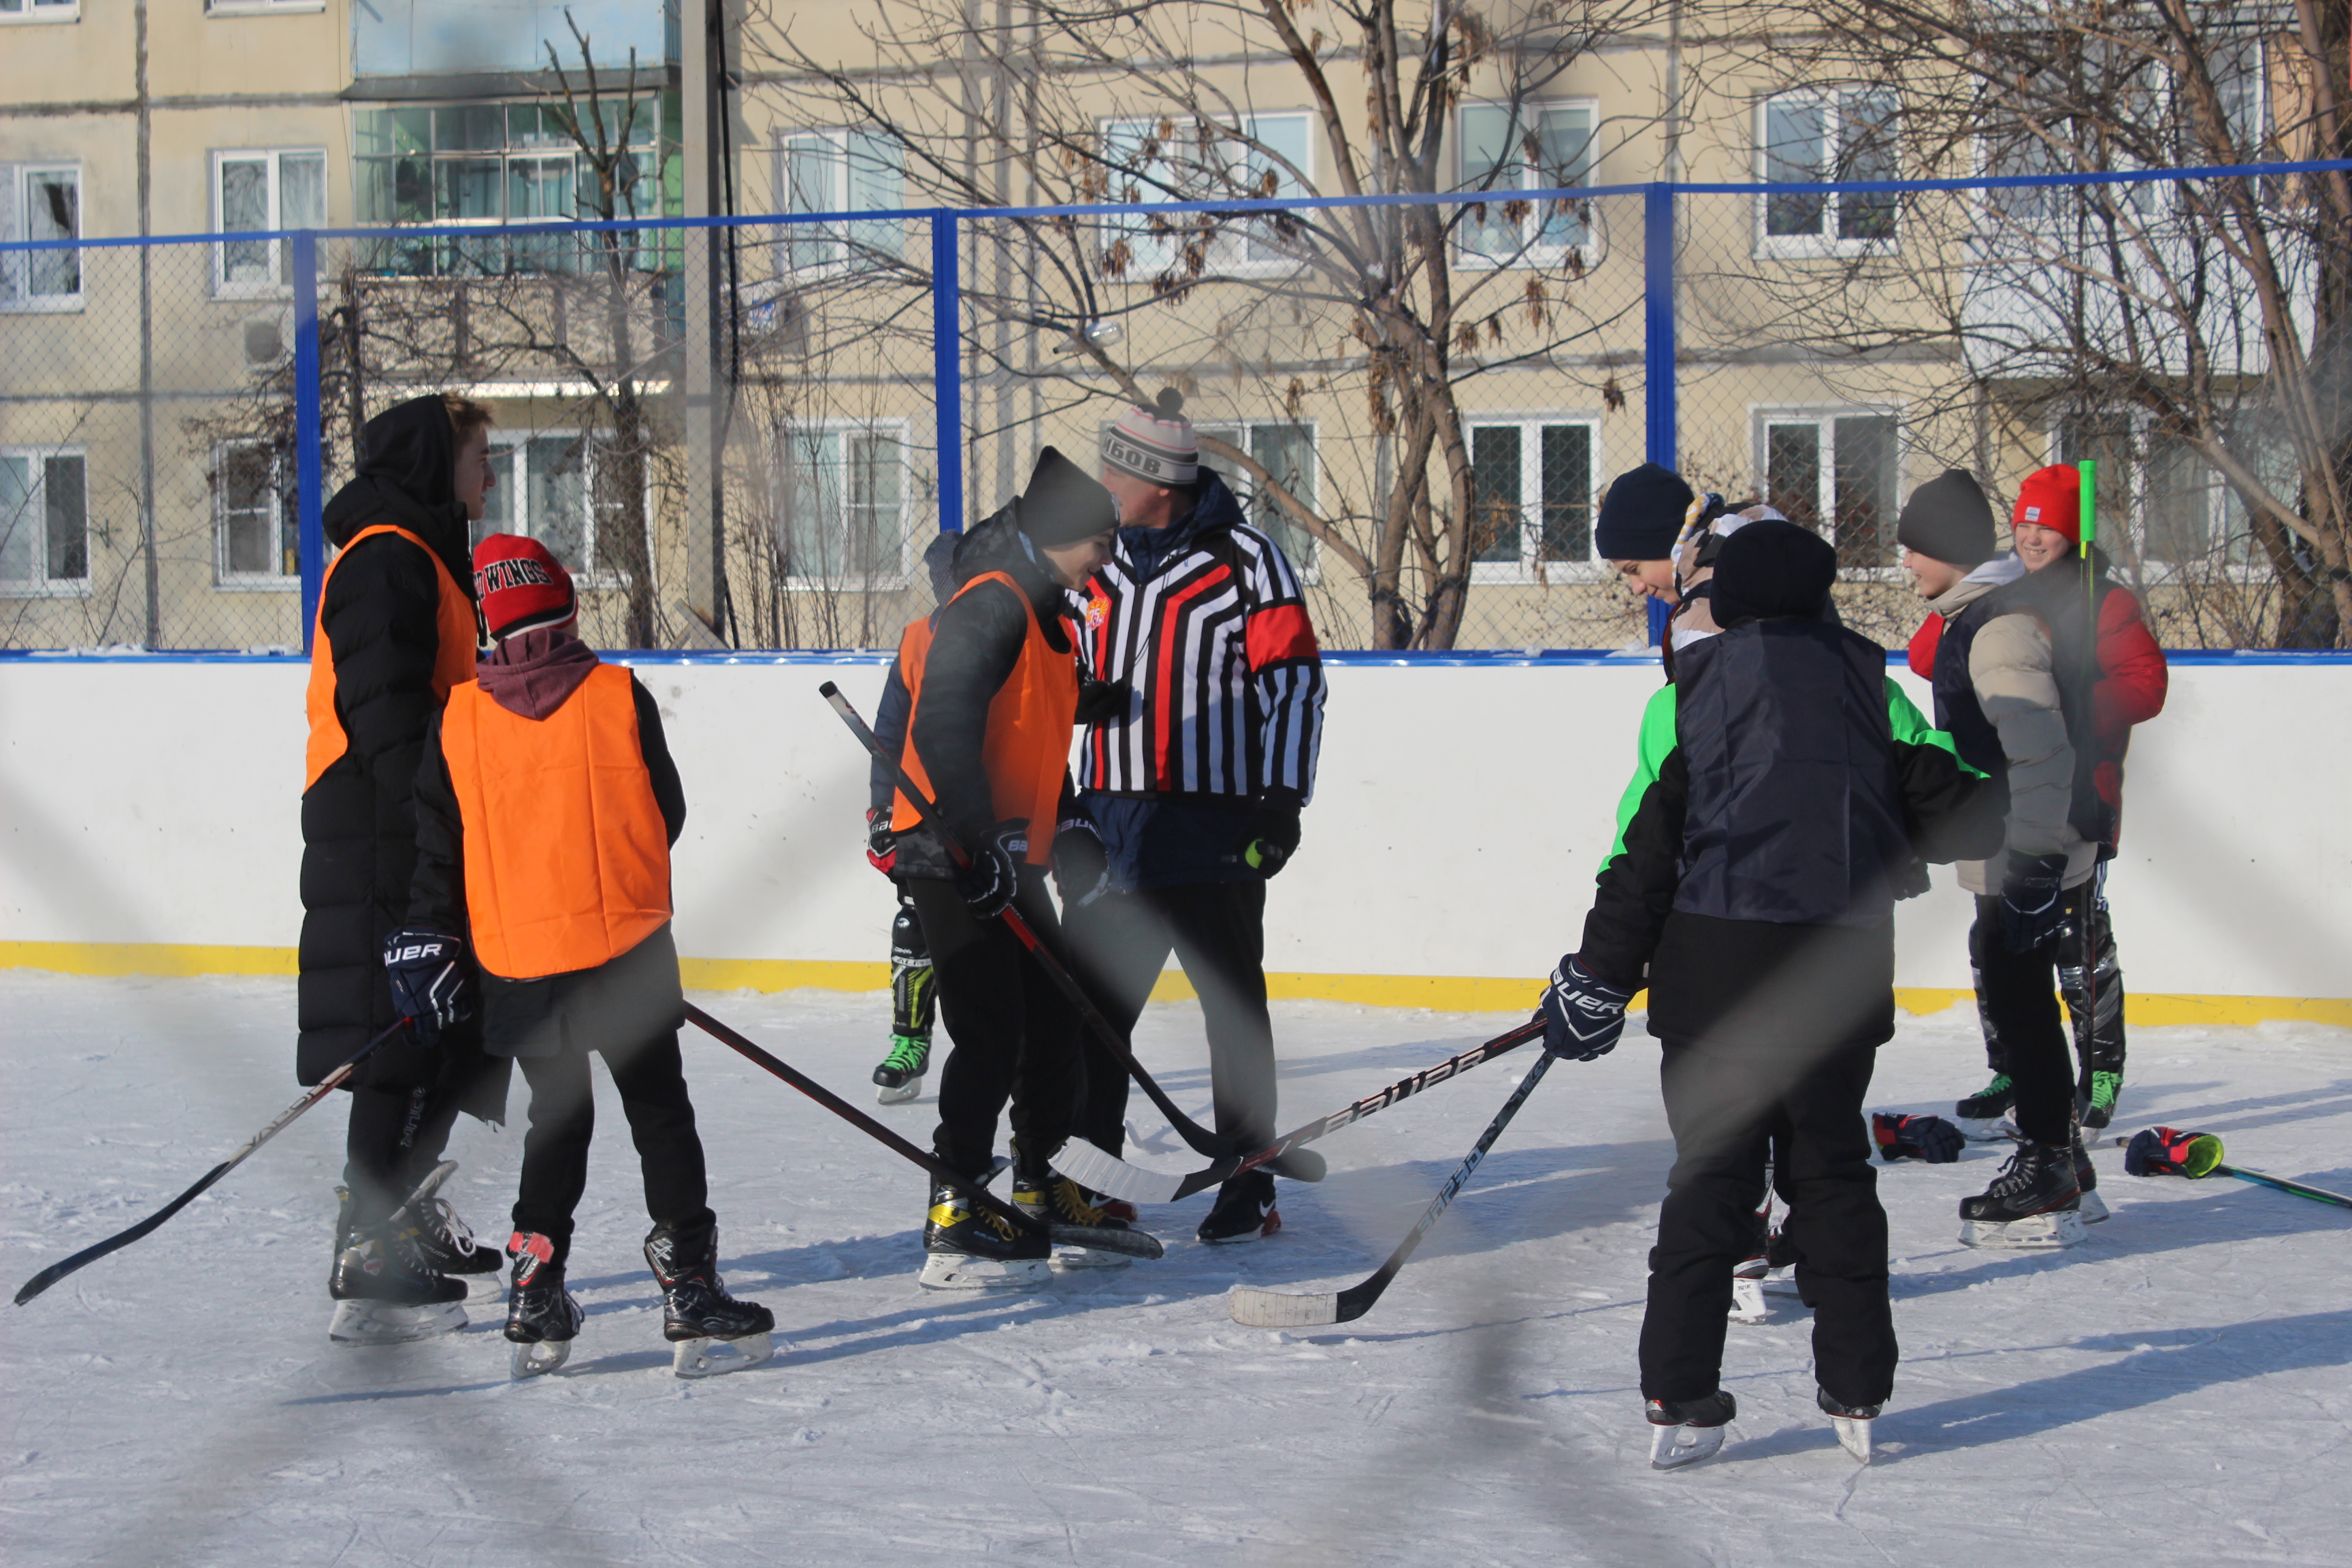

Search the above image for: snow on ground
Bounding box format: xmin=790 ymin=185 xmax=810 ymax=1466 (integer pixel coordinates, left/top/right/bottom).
xmin=2 ymin=970 xmax=2348 ymax=1567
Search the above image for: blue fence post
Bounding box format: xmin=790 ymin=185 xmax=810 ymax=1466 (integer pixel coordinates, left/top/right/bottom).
xmin=931 ymin=212 xmax=964 ymax=534
xmin=293 ymin=229 xmax=327 ymax=653
xmin=1643 ymin=182 xmax=1676 ymax=647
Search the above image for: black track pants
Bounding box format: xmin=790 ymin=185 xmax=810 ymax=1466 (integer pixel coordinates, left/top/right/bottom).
xmin=510 ymin=1030 xmax=712 ymax=1269
xmin=343 ymin=1082 xmax=461 ymax=1227
xmin=1969 ymin=891 xmax=2087 ymax=1147
xmin=1974 ymin=887 xmax=2126 ymax=1085
xmin=1062 ymin=880 xmax=1277 ymax=1155
xmin=1639 ymin=1036 xmax=1895 ymax=1409
xmin=906 ymin=868 xmax=1082 ymax=1179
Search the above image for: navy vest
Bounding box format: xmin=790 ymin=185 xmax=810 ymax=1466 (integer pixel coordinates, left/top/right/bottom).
xmin=1672 ymin=619 xmax=1912 ymax=929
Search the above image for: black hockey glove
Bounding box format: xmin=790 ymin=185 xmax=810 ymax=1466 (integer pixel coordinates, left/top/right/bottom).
xmin=1050 ymin=811 xmax=1110 ymax=909
xmin=864 ymin=806 xmax=898 ymax=877
xmin=956 ymin=820 xmax=1026 ymax=920
xmin=1075 ymin=678 xmax=1130 ymax=726
xmin=1997 ymin=850 xmax=2072 ymax=953
xmin=1537 ymin=956 xmax=1636 ymax=1061
xmin=1241 ymin=786 xmax=1304 ymax=877
xmin=1872 ymin=1111 xmax=1963 ymax=1164
xmin=382 ymin=928 xmax=472 ymax=1047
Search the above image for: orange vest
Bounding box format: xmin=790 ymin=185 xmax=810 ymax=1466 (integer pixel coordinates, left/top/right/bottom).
xmin=438 ymin=662 xmax=674 ymax=980
xmin=892 ymin=570 xmax=1078 ymax=867
xmin=304 ymin=524 xmax=479 ymax=791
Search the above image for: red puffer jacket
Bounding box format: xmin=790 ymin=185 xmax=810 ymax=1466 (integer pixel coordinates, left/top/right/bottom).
xmin=1909 ymin=578 xmax=2167 ymax=827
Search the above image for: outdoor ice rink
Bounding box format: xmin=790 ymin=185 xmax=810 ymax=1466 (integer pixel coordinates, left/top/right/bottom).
xmin=4 ymin=970 xmax=2347 ymax=1567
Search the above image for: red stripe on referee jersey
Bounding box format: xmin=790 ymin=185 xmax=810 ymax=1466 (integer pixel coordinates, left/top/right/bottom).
xmin=1152 ymin=566 xmax=1230 ymax=790
xmin=1243 ymin=602 xmax=1320 ymax=670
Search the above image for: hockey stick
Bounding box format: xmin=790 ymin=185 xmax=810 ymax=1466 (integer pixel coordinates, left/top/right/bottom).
xmin=15 ymin=1016 xmax=414 ymax=1307
xmin=1229 ymin=1048 xmax=1558 ymax=1328
xmin=819 ymin=681 xmax=1245 ymax=1160
xmin=2106 ymin=1134 xmax=2352 ymax=1211
xmin=1055 ymin=1018 xmax=1546 ymax=1205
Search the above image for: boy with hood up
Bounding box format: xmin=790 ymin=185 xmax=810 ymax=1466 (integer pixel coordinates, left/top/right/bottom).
xmin=301 ymin=393 xmax=510 ymax=1345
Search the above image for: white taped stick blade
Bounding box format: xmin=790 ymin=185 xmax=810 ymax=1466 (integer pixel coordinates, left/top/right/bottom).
xmin=673 ymin=1331 xmax=775 ymax=1379
xmin=510 ymin=1339 xmax=571 ymax=1379
xmin=1050 ymin=1141 xmax=1187 ymax=1205
xmin=1228 ymin=1287 xmax=1341 ymax=1328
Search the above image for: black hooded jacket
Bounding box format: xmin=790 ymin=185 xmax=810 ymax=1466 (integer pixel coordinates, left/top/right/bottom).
xmin=297 ymin=395 xmax=502 ymax=1117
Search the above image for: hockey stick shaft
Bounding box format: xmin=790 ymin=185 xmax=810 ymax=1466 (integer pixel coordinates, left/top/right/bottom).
xmin=14 ymin=1017 xmax=413 ymax=1307
xmin=819 ymin=680 xmax=1241 ymax=1159
xmin=2214 ymin=1163 xmax=2352 ymax=1210
xmin=1230 ymin=1049 xmax=1558 ymax=1327
xmin=683 ymin=1003 xmax=1043 ymax=1235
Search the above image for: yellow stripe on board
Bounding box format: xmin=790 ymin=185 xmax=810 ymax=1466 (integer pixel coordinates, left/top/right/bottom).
xmin=3 ymin=941 xmax=2347 ymax=1029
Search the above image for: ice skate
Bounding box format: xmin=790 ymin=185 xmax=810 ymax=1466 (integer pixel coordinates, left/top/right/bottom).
xmin=2074 ymin=1134 xmax=2110 ymax=1224
xmin=1959 ymin=1141 xmax=2085 ymax=1249
xmin=1818 ymin=1388 xmax=1880 ymax=1463
xmin=1197 ymin=1170 xmax=1281 ymax=1245
xmin=503 ymin=1231 xmax=583 ymax=1379
xmin=645 ymin=1219 xmax=776 ymax=1377
xmin=1955 ymin=1072 xmax=2015 ymax=1141
xmin=402 ymin=1163 xmax=501 ymax=1277
xmin=921 ymin=1173 xmax=1050 ymax=1289
xmin=1013 ymin=1138 xmax=1162 ymax=1266
xmin=872 ymin=1033 xmax=931 ymax=1106
xmin=2081 ymin=1068 xmax=2123 ymax=1130
xmin=1729 ymin=1193 xmax=1770 ymax=1322
xmin=1645 ymin=1390 xmax=1735 ymax=1470
xmin=327 ymin=1172 xmax=468 ymax=1345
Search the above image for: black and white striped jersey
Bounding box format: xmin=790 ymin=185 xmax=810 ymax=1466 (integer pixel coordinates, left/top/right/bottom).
xmin=1072 ymin=506 xmax=1325 ymax=802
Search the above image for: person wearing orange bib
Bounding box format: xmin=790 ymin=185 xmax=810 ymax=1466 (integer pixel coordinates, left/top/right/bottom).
xmin=301 ymin=393 xmax=508 ymax=1346
xmin=395 ymin=535 xmax=772 ymax=1378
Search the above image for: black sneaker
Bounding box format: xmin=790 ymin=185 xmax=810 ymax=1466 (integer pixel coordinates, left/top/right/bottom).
xmin=1958 ymin=1141 xmax=2085 ymax=1248
xmin=921 ymin=1172 xmax=1051 ymax=1288
xmin=1196 ymin=1170 xmax=1280 ymax=1245
xmin=1645 ymin=1390 xmax=1735 ymax=1469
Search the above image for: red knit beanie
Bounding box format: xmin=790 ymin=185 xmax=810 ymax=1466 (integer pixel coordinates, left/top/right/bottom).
xmin=473 ymin=533 xmax=576 ymax=640
xmin=2012 ymin=465 xmax=2081 ymax=546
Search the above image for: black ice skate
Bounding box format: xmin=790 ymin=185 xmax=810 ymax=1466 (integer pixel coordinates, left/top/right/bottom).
xmin=921 ymin=1172 xmax=1050 ymax=1290
xmin=1730 ymin=1193 xmax=1771 ymax=1324
xmin=644 ymin=1218 xmax=776 ymax=1377
xmin=504 ymin=1230 xmax=584 ymax=1379
xmin=1645 ymin=1390 xmax=1736 ymax=1470
xmin=872 ymin=1033 xmax=932 ymax=1106
xmin=408 ymin=1169 xmax=502 ymax=1278
xmin=328 ymin=1191 xmax=468 ymax=1346
xmin=1012 ymin=1138 xmax=1163 ymax=1266
xmin=1818 ymin=1387 xmax=1882 ymax=1463
xmin=1196 ymin=1170 xmax=1280 ymax=1245
xmin=1955 ymin=1072 xmax=2016 ymax=1141
xmin=2082 ymin=1068 xmax=2123 ymax=1130
xmin=1958 ymin=1140 xmax=2085 ymax=1249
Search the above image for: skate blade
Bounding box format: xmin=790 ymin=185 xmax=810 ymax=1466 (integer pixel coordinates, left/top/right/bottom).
xmin=1048 ymin=1223 xmax=1163 ymax=1261
xmin=672 ymin=1331 xmax=775 ymax=1378
xmin=918 ymin=1253 xmax=1051 ymax=1290
xmin=1648 ymin=1422 xmax=1727 ymax=1470
xmin=1959 ymin=1208 xmax=2087 ymax=1249
xmin=329 ymin=1298 xmax=466 ymax=1345
xmin=1228 ymin=1286 xmax=1339 ymax=1328
xmin=1832 ymin=1414 xmax=1874 ymax=1463
xmin=1051 ymin=1245 xmax=1130 ymax=1271
xmin=1957 ymin=1117 xmax=2016 ymax=1143
xmin=510 ymin=1338 xmax=572 ymax=1379
xmin=1728 ymin=1278 xmax=1768 ymax=1324
xmin=2078 ymin=1188 xmax=2111 ymax=1224
xmin=1761 ymin=1275 xmax=1804 ymax=1297
xmin=875 ymin=1077 xmax=924 ymax=1106
xmin=465 ymin=1275 xmax=509 ymax=1305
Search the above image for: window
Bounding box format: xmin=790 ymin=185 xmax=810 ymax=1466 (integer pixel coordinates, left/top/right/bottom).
xmin=214 ymin=442 xmax=299 ymax=584
xmin=354 ymin=101 xmax=663 ymax=278
xmin=472 ymin=434 xmax=628 ymax=581
xmin=213 ymin=150 xmax=327 ymax=295
xmin=1194 ymin=421 xmax=1317 ymax=572
xmin=206 ymin=0 xmax=325 ymax=12
xmin=1761 ymin=412 xmax=1898 ymax=570
xmin=2056 ymin=414 xmax=2274 ymax=570
xmin=0 ymin=449 xmax=88 ymax=594
xmin=1457 ymin=103 xmax=1596 ymax=265
xmin=1757 ymin=88 xmax=1897 ymax=255
xmin=1096 ymin=113 xmax=1313 ymax=278
xmin=0 ymin=0 xmax=78 ymax=22
xmin=0 ymin=165 xmax=82 ymax=309
xmin=779 ymin=129 xmax=905 ymax=275
xmin=776 ymin=424 xmax=909 ymax=585
xmin=1461 ymin=418 xmax=1597 ymax=578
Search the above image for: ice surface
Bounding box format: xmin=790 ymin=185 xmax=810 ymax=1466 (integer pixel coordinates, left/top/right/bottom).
xmin=3 ymin=972 xmax=2348 ymax=1565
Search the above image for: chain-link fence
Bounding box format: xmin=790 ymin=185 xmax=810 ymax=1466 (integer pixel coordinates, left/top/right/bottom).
xmin=4 ymin=164 xmax=2347 ymax=652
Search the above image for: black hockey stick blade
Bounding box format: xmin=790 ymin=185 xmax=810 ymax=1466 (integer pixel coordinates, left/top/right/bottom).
xmin=817 ymin=681 xmax=1245 ymax=1161
xmin=1055 ymin=1019 xmax=1542 ymax=1205
xmin=1229 ymin=1049 xmax=1558 ymax=1328
xmin=683 ymin=1002 xmax=1044 ymax=1235
xmin=15 ymin=1017 xmax=413 ymax=1307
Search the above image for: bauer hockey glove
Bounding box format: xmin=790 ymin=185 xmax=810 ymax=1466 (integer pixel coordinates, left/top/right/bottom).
xmin=382 ymin=928 xmax=473 ymax=1047
xmin=2124 ymin=1126 xmax=2224 ymax=1179
xmin=1997 ymin=850 xmax=2072 ymax=953
xmin=1537 ymin=957 xmax=1636 ymax=1061
xmin=1049 ymin=812 xmax=1109 ymax=909
xmin=1241 ymin=786 xmax=1304 ymax=877
xmin=956 ymin=821 xmax=1026 ymax=920
xmin=1872 ymin=1111 xmax=1963 ymax=1164
xmin=864 ymin=807 xmax=899 ymax=877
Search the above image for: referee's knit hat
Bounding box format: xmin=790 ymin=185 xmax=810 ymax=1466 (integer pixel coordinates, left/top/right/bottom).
xmin=1102 ymin=389 xmax=1198 ymax=487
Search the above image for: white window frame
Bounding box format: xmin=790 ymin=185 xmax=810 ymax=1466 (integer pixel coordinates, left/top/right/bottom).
xmin=777 ymin=127 xmax=906 ymax=279
xmin=1458 ymin=413 xmax=1605 ymax=583
xmin=773 ymin=420 xmax=915 ymax=589
xmin=1753 ymin=404 xmax=1905 ymax=577
xmin=1 ymin=163 xmax=84 ymax=312
xmin=1191 ymin=419 xmax=1322 ymax=581
xmin=477 ymin=430 xmax=635 ymax=589
xmin=2046 ymin=412 xmax=2273 ymax=581
xmin=1454 ymin=101 xmax=1600 ymax=270
xmin=0 ymin=0 xmax=79 ymax=24
xmin=212 ymin=440 xmax=300 ymax=589
xmin=1095 ymin=112 xmax=1316 ymax=280
xmin=1753 ymin=88 xmax=1900 ymax=259
xmin=0 ymin=445 xmax=90 ymax=598
xmin=212 ymin=148 xmax=328 ymax=297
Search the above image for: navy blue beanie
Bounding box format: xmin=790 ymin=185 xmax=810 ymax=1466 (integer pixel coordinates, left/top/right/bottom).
xmin=1595 ymin=463 xmax=1695 ymax=561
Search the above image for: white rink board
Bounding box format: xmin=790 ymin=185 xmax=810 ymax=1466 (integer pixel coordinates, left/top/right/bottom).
xmin=0 ymin=653 xmax=2345 ymax=1000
